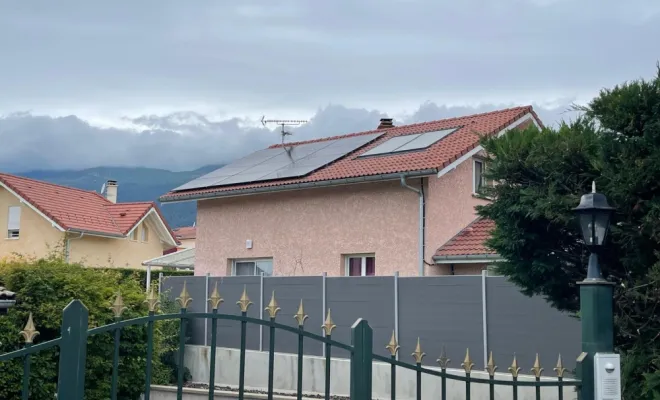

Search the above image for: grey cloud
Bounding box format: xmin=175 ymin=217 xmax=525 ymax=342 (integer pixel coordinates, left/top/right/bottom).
xmin=0 ymin=1 xmax=658 ymax=113
xmin=0 ymin=101 xmax=574 ymax=173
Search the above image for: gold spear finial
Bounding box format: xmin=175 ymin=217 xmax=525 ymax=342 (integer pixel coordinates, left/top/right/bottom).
xmin=19 ymin=313 xmax=39 ymax=344
xmin=553 ymin=354 xmax=566 ymax=378
xmin=293 ymin=300 xmax=309 ymax=326
xmin=176 ymin=281 xmax=193 ymax=309
xmin=236 ymin=285 xmax=253 ymax=313
xmin=437 ymin=346 xmax=450 ymax=369
xmin=486 ymin=351 xmax=497 ymax=376
xmin=145 ymin=286 xmax=160 ymax=312
xmin=531 ymin=353 xmax=544 ymax=378
xmin=411 ymin=338 xmax=426 ymax=364
xmin=110 ymin=292 xmax=128 ymax=318
xmin=322 ymin=309 xmax=336 ymax=336
xmin=461 ymin=348 xmax=475 ymax=374
xmin=508 ymin=354 xmax=521 ymax=378
xmin=385 ymin=331 xmax=400 ymax=356
xmin=264 ymin=291 xmax=281 ymax=319
xmin=208 ymin=282 xmax=224 ymax=310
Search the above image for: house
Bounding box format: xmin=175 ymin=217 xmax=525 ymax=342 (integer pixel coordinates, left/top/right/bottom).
xmin=173 ymin=226 xmax=196 ymax=249
xmin=0 ymin=174 xmax=178 ymax=268
xmin=160 ymin=106 xmax=541 ymax=277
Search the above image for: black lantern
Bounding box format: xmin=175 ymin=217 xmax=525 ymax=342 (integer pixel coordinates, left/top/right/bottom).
xmin=573 ymin=182 xmax=614 ymax=280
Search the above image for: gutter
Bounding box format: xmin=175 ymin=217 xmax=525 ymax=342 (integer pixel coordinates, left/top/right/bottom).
xmin=400 ymin=175 xmax=426 ymax=277
xmin=65 ymin=232 xmax=85 ymax=263
xmin=433 ymin=254 xmax=502 ymax=264
xmin=160 ymin=169 xmax=439 ymax=203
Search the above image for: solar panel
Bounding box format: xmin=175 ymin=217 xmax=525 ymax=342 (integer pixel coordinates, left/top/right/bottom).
xmin=358 ymin=128 xmax=459 ymax=158
xmin=360 ymin=134 xmax=420 ymax=157
xmin=396 ymin=128 xmax=458 ymax=152
xmin=172 ymin=132 xmax=383 ymax=191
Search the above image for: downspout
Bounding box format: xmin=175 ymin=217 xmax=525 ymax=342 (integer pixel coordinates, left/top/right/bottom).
xmin=65 ymin=232 xmax=84 ymax=263
xmin=400 ymin=175 xmax=425 ymax=276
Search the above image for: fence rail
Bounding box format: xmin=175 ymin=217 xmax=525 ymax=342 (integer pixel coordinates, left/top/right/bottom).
xmin=0 ymin=281 xmax=580 ymax=400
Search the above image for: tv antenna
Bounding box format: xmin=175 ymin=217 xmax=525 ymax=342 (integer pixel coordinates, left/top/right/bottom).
xmin=260 ymin=116 xmax=308 ymax=146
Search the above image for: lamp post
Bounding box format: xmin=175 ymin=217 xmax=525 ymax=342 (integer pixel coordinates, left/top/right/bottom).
xmin=573 ymin=182 xmax=616 ymax=400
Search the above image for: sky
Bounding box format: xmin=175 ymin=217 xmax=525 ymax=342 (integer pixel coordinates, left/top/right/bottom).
xmin=1 ymin=0 xmax=659 ymax=172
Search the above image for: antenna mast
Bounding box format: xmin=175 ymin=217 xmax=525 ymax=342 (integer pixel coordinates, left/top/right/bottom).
xmin=260 ymin=116 xmax=308 ymax=145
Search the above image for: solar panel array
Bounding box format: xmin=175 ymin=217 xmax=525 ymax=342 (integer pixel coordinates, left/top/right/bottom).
xmin=360 ymin=128 xmax=459 ymax=157
xmin=173 ymin=132 xmax=384 ymax=192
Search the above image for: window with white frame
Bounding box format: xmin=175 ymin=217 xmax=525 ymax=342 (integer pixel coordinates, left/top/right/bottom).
xmin=473 ymin=158 xmax=490 ymax=193
xmin=141 ymin=225 xmax=149 ymax=242
xmin=345 ymin=254 xmax=376 ymax=276
xmin=7 ymin=206 xmax=21 ymax=239
xmin=129 ymin=228 xmax=138 ymax=241
xmin=232 ymin=258 xmax=273 ymax=276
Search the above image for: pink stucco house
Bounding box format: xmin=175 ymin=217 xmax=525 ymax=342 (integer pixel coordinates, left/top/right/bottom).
xmin=161 ymin=106 xmax=542 ymax=277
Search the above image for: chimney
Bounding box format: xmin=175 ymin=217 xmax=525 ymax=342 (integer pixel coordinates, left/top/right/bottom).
xmin=377 ymin=118 xmax=394 ymax=129
xmin=105 ymin=180 xmax=118 ymax=203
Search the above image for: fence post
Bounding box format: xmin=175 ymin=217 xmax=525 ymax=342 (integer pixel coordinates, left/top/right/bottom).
xmin=393 ymin=272 xmax=399 ymax=361
xmin=57 ymin=300 xmax=89 ymax=400
xmin=578 ymin=280 xmax=615 ymax=400
xmin=481 ymin=270 xmax=489 ymax=368
xmin=350 ymin=319 xmax=373 ymax=399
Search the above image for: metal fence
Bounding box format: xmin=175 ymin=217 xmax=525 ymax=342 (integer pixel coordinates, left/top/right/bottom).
xmin=161 ymin=272 xmax=581 ymax=371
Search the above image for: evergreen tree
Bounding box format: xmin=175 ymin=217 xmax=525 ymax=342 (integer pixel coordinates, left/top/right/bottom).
xmin=477 ymin=66 xmax=660 ymax=398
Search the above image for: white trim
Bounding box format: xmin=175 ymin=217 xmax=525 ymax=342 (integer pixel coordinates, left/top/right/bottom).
xmin=434 ymin=257 xmax=504 ymax=264
xmin=437 ymin=113 xmax=539 ymax=178
xmin=0 ymin=181 xmax=65 ymax=231
xmin=126 ymin=208 xmax=177 ymax=247
xmin=344 ymin=253 xmax=375 ymax=276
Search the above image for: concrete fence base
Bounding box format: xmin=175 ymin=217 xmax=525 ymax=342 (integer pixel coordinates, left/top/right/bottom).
xmin=184 ymin=345 xmax=578 ymax=400
xmin=148 ymin=385 xmax=323 ymax=400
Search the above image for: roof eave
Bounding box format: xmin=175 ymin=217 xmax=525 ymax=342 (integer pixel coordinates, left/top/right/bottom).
xmin=433 ymin=254 xmax=503 ymax=264
xmin=159 ymin=169 xmax=439 ymax=203
xmin=66 ymin=229 xmax=125 ymax=239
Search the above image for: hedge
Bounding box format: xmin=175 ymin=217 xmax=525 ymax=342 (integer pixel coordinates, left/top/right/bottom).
xmin=0 ymin=254 xmax=189 ymax=400
xmin=102 ymin=267 xmax=194 ymax=290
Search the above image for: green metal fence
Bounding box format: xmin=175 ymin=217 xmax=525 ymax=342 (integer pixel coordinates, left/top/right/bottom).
xmin=0 ymin=281 xmax=581 ymax=399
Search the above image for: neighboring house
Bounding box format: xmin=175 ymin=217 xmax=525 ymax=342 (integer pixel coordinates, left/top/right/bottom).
xmin=173 ymin=226 xmax=196 ymax=249
xmin=160 ymin=106 xmax=541 ymax=277
xmin=0 ymin=174 xmax=178 ymax=268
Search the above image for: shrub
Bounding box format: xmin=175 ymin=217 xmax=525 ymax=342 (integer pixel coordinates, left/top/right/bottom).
xmin=104 ymin=267 xmax=193 ymax=291
xmin=0 ymin=254 xmax=186 ymax=400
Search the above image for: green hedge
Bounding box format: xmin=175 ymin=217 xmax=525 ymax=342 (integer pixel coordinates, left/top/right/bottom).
xmin=0 ymin=255 xmax=188 ymax=400
xmin=103 ymin=267 xmax=193 ymax=290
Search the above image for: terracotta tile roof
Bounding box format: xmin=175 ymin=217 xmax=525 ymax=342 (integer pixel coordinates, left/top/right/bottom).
xmin=173 ymin=226 xmax=196 ymax=240
xmin=0 ymin=173 xmax=175 ymax=240
xmin=435 ymin=218 xmax=498 ymax=257
xmin=162 ymin=106 xmax=541 ymax=201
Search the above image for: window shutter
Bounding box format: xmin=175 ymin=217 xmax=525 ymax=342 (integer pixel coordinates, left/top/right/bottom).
xmin=7 ymin=206 xmax=21 ymax=230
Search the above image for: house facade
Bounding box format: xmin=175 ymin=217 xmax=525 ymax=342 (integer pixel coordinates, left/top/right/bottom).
xmin=0 ymin=175 xmax=178 ymax=268
xmin=161 ymin=107 xmax=541 ymax=277
xmin=173 ymin=226 xmax=196 ymax=249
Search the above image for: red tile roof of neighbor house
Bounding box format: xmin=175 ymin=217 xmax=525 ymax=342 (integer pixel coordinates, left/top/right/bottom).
xmin=0 ymin=173 xmax=176 ymax=239
xmin=435 ymin=218 xmax=497 ymax=257
xmin=173 ymin=226 xmax=196 ymax=240
xmin=161 ymin=106 xmax=542 ymax=201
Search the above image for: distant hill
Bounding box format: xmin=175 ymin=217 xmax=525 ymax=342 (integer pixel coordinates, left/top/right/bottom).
xmin=19 ymin=165 xmax=222 ymax=228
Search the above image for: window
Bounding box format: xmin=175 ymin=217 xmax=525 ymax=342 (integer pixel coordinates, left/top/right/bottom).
xmin=473 ymin=159 xmax=492 ymax=193
xmin=7 ymin=206 xmax=20 ymax=239
xmin=129 ymin=228 xmax=138 ymax=241
xmin=141 ymin=226 xmax=149 ymax=242
xmin=232 ymin=259 xmax=273 ymax=276
xmin=345 ymin=254 xmax=375 ymax=276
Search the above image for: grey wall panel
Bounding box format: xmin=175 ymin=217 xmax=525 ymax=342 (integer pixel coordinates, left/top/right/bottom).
xmin=398 ymin=277 xmax=484 ymax=367
xmin=325 ymin=277 xmax=395 ymax=359
xmin=486 ymin=277 xmax=581 ymax=371
xmin=206 ymin=277 xmax=262 ymax=351
xmin=160 ymin=276 xmax=207 ymax=345
xmin=262 ymin=277 xmax=323 ymax=356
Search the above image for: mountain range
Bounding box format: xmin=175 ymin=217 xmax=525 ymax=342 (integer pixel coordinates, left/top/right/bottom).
xmin=20 ymin=165 xmax=222 ymax=228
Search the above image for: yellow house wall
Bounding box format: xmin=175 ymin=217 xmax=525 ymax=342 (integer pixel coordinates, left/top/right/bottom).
xmin=0 ymin=187 xmax=65 ymax=259
xmin=68 ymin=218 xmax=168 ymax=269
xmin=178 ymin=238 xmax=196 ymax=249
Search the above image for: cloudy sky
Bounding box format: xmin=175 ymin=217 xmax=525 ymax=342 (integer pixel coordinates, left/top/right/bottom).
xmin=1 ymin=0 xmax=658 ymax=172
